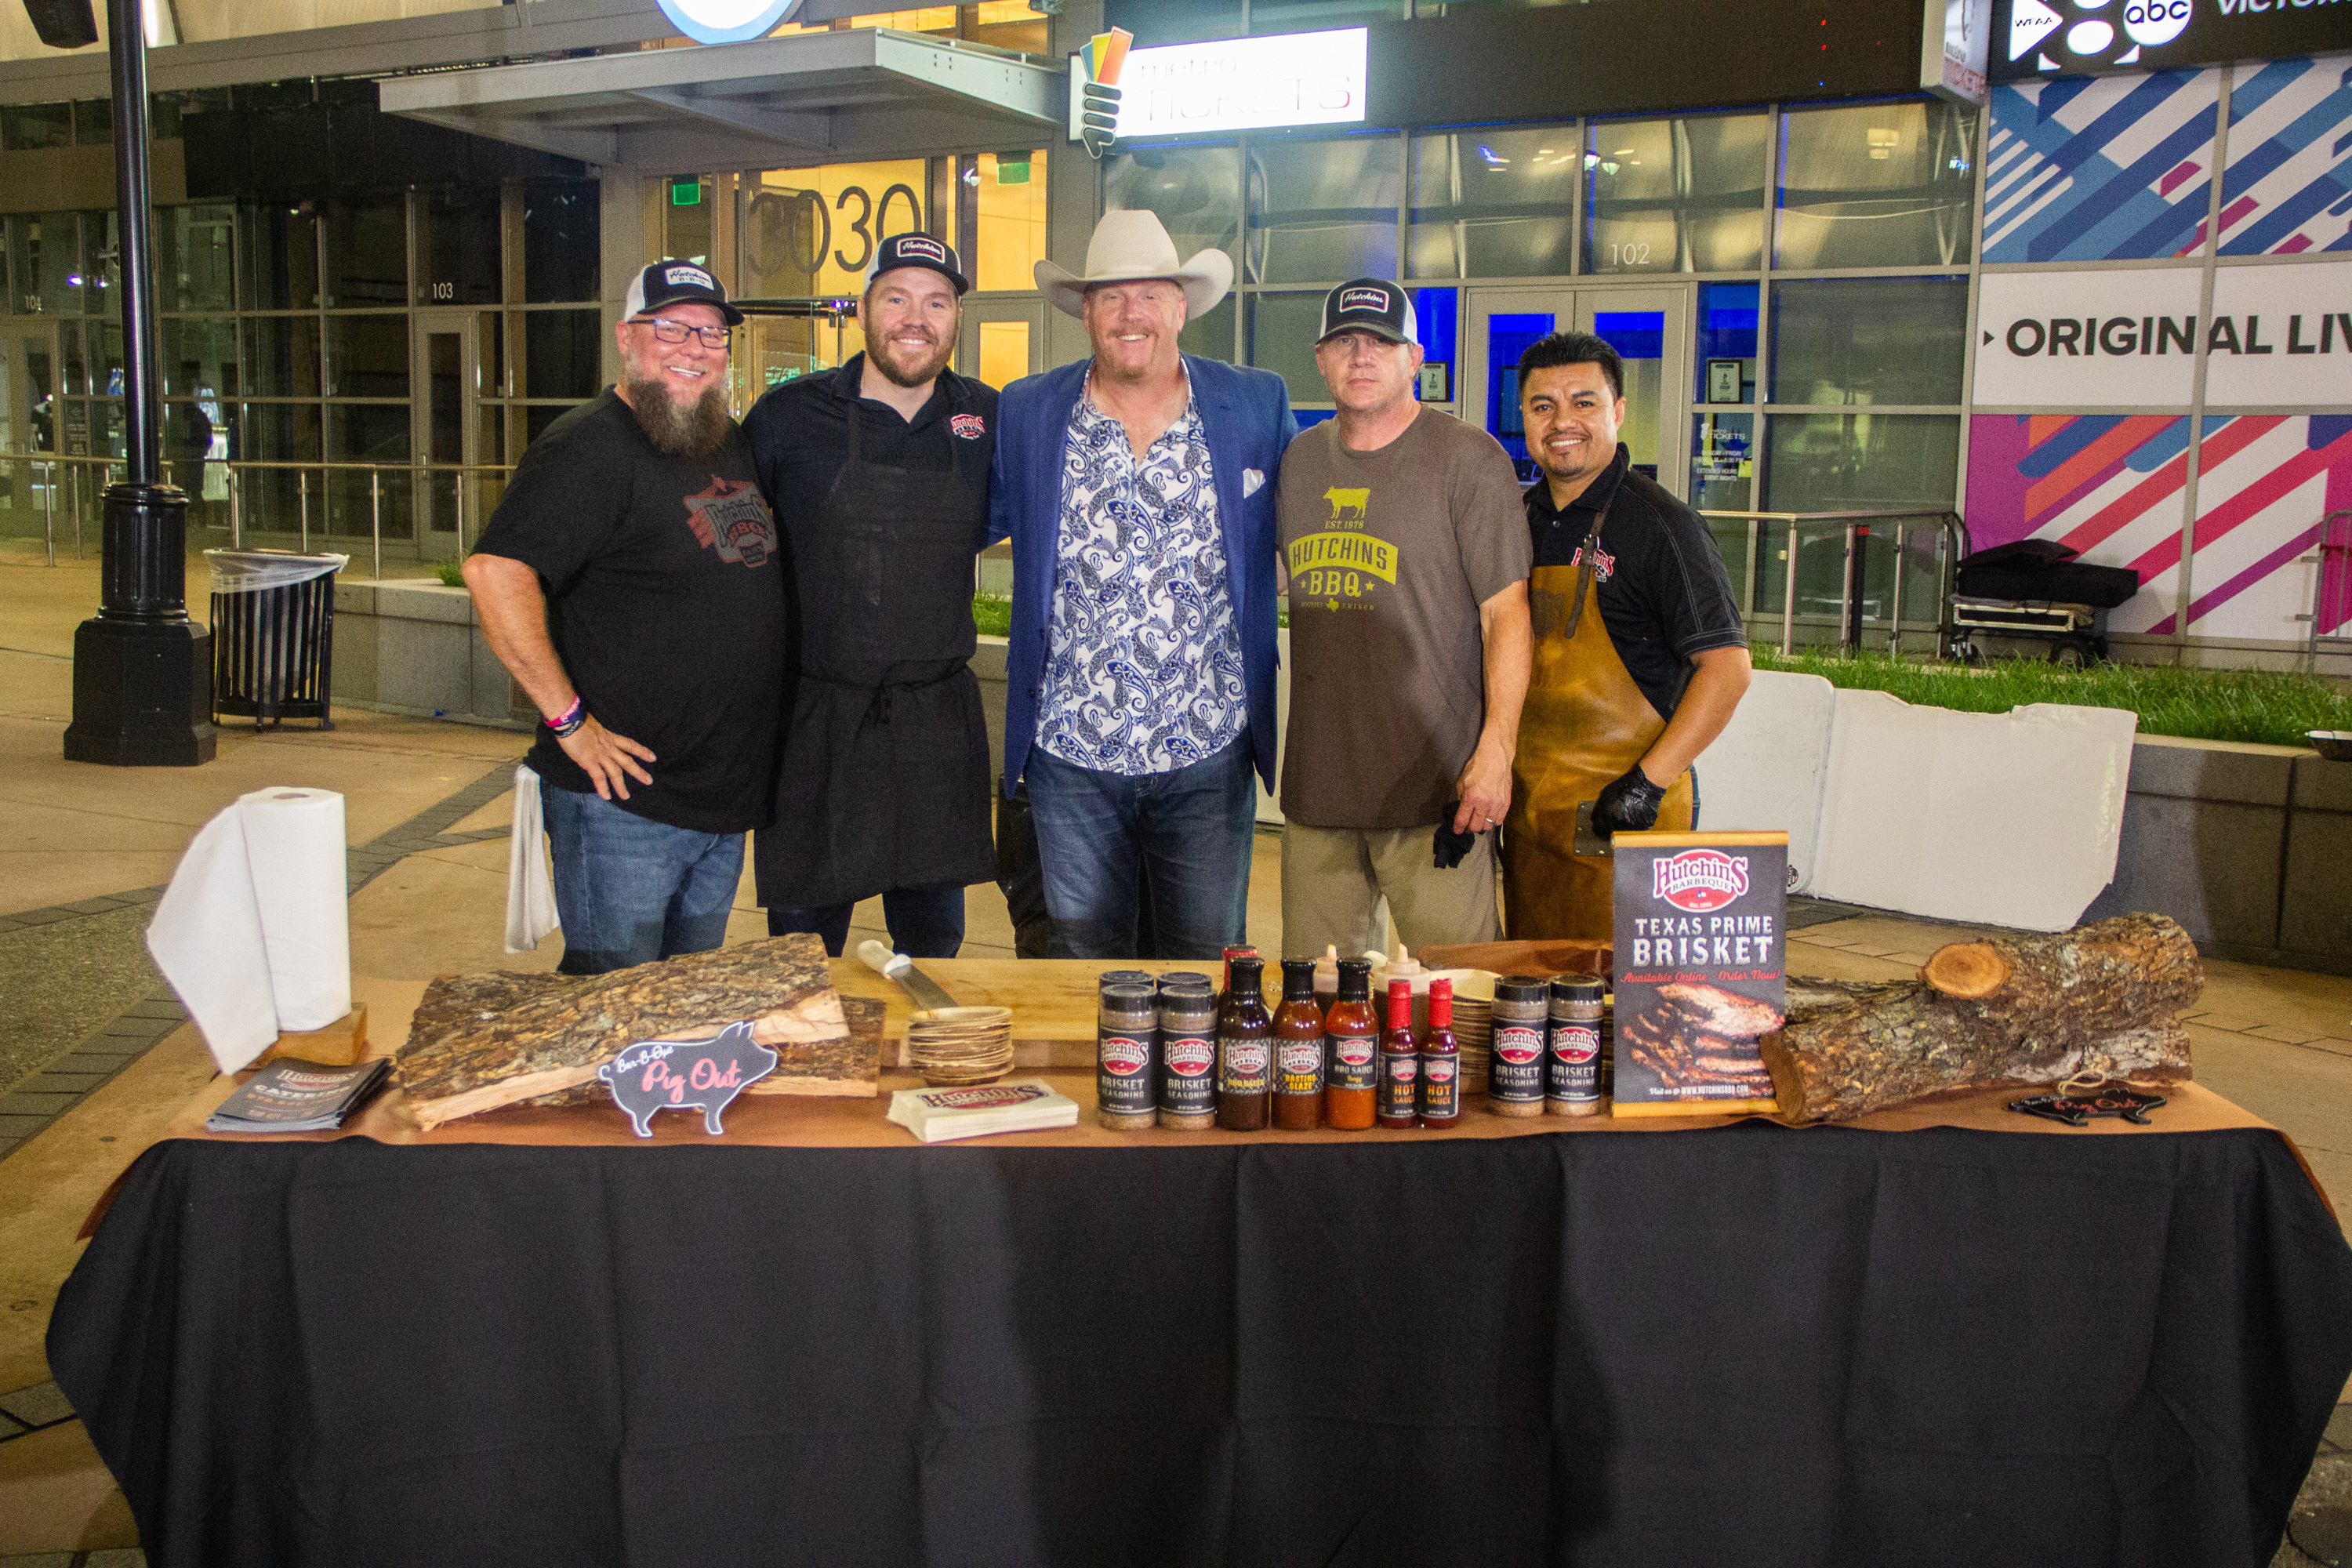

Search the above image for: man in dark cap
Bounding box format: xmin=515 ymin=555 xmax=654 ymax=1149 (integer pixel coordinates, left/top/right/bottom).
xmin=743 ymin=234 xmax=998 ymax=957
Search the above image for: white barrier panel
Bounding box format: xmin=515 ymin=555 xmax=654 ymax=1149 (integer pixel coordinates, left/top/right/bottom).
xmin=1691 ymin=669 xmax=1837 ymax=895
xmin=1809 ymin=691 xmax=2136 ymax=932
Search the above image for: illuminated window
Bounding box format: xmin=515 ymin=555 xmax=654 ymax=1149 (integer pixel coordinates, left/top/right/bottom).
xmin=740 ymin=161 xmax=929 ymax=299
xmin=970 ymin=148 xmax=1048 ymax=292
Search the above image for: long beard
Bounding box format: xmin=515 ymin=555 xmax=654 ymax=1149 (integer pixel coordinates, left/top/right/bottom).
xmin=626 ymin=376 xmax=730 ymax=459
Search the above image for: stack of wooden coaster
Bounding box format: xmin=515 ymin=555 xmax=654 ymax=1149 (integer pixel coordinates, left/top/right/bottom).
xmin=908 ymin=1006 xmax=1014 ymax=1086
xmin=1443 ymin=976 xmax=1495 ymax=1096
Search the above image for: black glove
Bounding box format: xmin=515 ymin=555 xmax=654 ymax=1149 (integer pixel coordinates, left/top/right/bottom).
xmin=1432 ymin=808 xmax=1478 ymax=870
xmin=1592 ymin=764 xmax=1669 ymax=837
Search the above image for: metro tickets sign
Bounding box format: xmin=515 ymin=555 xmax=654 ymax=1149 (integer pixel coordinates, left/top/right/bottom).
xmin=1973 ymin=263 xmax=2352 ymax=408
xmin=1920 ymin=0 xmax=1992 ymax=106
xmin=1067 ymin=28 xmax=1368 ymax=143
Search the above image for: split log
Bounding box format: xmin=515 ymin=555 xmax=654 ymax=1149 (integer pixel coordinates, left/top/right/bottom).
xmin=1920 ymin=913 xmax=2202 ymax=1051
xmin=394 ymin=934 xmax=867 ymax=1129
xmin=1761 ymin=915 xmax=2202 ymax=1124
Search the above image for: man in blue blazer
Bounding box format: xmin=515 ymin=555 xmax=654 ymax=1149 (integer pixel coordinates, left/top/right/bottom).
xmin=988 ymin=210 xmax=1297 ymax=959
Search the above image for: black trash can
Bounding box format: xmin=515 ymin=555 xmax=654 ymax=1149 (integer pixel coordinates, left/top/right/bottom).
xmin=206 ymin=549 xmax=346 ymax=729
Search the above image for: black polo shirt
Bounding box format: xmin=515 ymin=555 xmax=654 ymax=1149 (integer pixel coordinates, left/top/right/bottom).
xmin=1524 ymin=443 xmax=1746 ymax=723
xmin=740 ymin=354 xmax=996 ymax=524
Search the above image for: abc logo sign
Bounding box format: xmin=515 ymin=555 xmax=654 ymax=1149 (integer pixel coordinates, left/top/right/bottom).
xmin=2124 ymin=0 xmax=2191 ymax=46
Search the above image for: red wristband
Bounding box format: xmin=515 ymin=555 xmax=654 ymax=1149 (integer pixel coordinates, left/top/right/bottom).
xmin=546 ymin=695 xmax=586 ymax=738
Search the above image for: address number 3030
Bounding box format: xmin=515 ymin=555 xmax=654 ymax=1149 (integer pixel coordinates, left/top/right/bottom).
xmin=750 ymin=183 xmax=925 ymax=278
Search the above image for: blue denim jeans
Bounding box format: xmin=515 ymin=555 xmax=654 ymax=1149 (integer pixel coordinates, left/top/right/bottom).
xmin=767 ymin=884 xmax=966 ymax=959
xmin=1023 ymin=736 xmax=1258 ymax=960
xmin=540 ymin=784 xmax=744 ymax=975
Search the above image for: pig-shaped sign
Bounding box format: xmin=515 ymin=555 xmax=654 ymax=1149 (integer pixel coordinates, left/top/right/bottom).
xmin=598 ymin=1020 xmax=778 ymax=1138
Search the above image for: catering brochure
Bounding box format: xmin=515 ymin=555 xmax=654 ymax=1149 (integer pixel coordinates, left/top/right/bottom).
xmin=1611 ymin=830 xmax=1788 ymax=1116
xmin=207 ymin=1056 xmax=390 ymax=1133
xmin=885 ymin=1079 xmax=1080 ymax=1143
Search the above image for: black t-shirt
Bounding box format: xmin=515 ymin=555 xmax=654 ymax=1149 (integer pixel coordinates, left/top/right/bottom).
xmin=1524 ymin=443 xmax=1746 ymax=722
xmin=741 ymin=354 xmax=996 ymax=523
xmin=472 ymin=389 xmax=786 ymax=833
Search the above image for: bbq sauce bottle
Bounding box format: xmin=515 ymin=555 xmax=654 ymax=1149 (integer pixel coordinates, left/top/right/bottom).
xmin=1272 ymin=960 xmax=1326 ymax=1131
xmin=1420 ymin=978 xmax=1461 ymax=1128
xmin=1375 ymin=977 xmax=1420 ymax=1130
xmin=1216 ymin=956 xmax=1272 ymax=1131
xmin=1323 ymin=957 xmax=1378 ymax=1130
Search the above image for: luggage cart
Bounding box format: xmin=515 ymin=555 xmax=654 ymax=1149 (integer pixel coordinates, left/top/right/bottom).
xmin=1947 ymin=540 xmax=2138 ymax=668
xmin=1949 ymin=597 xmax=2107 ymax=668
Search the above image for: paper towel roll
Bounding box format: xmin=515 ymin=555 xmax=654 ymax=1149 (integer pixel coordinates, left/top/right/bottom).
xmin=147 ymin=786 xmax=351 ymax=1072
xmin=146 ymin=808 xmax=278 ymax=1071
xmin=238 ymin=787 xmax=351 ymax=1030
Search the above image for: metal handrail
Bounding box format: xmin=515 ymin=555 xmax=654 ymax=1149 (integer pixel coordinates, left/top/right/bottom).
xmin=1697 ymin=508 xmax=1969 ymax=658
xmin=2303 ymin=506 xmax=2352 ymax=674
xmin=0 ymin=450 xmax=519 ymax=581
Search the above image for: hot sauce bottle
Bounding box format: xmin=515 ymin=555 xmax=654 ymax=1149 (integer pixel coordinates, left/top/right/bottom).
xmin=1377 ymin=978 xmax=1419 ymax=1129
xmin=1216 ymin=956 xmax=1272 ymax=1131
xmin=1272 ymin=960 xmax=1326 ymax=1131
xmin=1420 ymin=977 xmax=1461 ymax=1129
xmin=1323 ymin=957 xmax=1378 ymax=1130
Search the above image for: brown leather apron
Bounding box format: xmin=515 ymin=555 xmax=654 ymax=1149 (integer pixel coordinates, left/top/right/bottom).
xmin=1501 ymin=506 xmax=1694 ymax=942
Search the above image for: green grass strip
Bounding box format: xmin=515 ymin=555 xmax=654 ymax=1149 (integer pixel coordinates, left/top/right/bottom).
xmin=1752 ymin=647 xmax=2351 ymax=748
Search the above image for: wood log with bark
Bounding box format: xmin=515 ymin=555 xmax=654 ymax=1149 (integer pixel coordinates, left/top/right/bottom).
xmin=394 ymin=934 xmax=873 ymax=1130
xmin=1761 ymin=914 xmax=2201 ymax=1124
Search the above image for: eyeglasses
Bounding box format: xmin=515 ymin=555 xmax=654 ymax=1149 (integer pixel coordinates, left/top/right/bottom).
xmin=635 ymin=318 xmax=731 ymax=348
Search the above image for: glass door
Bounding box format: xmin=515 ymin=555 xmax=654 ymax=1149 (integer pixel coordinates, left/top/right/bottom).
xmin=1574 ymin=286 xmax=1687 ymax=492
xmin=1458 ymin=284 xmax=1691 ymax=494
xmin=1461 ymin=287 xmax=1576 ymax=485
xmin=957 ymin=298 xmax=1045 ymax=391
xmin=2 ymin=320 xmax=60 ymax=545
xmin=412 ymin=308 xmax=482 ymax=561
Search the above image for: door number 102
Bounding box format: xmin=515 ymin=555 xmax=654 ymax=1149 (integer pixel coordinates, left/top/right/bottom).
xmin=1608 ymin=242 xmax=1653 ymax=265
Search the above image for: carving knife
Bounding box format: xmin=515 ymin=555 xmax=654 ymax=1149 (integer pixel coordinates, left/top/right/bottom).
xmin=857 ymin=939 xmax=960 ymax=1013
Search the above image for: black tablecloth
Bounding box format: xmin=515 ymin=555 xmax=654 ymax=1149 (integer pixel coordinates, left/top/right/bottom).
xmin=49 ymin=1124 xmax=2352 ymax=1567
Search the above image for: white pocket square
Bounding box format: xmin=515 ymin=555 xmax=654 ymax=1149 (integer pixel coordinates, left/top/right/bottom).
xmin=1242 ymin=468 xmax=1266 ymax=498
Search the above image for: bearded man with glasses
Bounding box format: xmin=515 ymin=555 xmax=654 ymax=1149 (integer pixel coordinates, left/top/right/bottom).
xmin=464 ymin=261 xmax=784 ymax=974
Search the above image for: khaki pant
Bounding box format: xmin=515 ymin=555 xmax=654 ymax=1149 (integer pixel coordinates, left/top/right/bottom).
xmin=1280 ymin=821 xmax=1501 ymax=960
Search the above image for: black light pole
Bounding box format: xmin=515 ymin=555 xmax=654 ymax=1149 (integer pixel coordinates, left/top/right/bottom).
xmin=56 ymin=0 xmax=216 ymax=766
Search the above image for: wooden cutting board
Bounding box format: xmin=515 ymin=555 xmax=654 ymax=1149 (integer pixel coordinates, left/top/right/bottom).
xmin=831 ymin=958 xmax=1220 ymax=1067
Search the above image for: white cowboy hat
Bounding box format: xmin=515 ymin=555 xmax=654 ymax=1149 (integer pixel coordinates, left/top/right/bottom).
xmin=1034 ymin=209 xmax=1234 ymax=320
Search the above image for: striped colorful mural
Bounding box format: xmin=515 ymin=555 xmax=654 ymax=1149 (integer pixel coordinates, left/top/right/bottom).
xmin=2219 ymin=55 xmax=2352 ymax=257
xmin=2185 ymin=416 xmax=2352 ymax=640
xmin=1965 ymin=414 xmax=2352 ymax=641
xmin=1984 ymin=69 xmax=2220 ymax=263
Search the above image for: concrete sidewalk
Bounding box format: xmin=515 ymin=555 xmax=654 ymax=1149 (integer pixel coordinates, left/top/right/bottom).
xmin=0 ymin=538 xmax=2345 ymax=1564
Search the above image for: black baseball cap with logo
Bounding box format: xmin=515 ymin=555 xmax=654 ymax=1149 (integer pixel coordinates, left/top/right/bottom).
xmin=866 ymin=232 xmax=971 ymax=296
xmin=1318 ymin=278 xmax=1417 ymax=347
xmin=623 ymin=260 xmax=744 ymax=325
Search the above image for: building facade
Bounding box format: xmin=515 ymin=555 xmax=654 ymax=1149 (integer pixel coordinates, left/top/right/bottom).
xmin=0 ymin=0 xmax=2343 ymax=666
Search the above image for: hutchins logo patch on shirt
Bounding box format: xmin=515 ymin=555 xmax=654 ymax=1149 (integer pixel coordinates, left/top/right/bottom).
xmin=1573 ymin=539 xmax=1617 ymax=582
xmin=950 ymin=412 xmax=987 ymax=439
xmin=683 ymin=476 xmax=779 ymax=567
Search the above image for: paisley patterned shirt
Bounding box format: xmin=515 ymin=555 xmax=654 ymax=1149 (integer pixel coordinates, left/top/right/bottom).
xmin=1035 ymin=372 xmax=1247 ymax=775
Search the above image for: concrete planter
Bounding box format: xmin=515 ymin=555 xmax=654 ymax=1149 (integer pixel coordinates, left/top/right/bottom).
xmin=2084 ymin=735 xmax=2352 ymax=974
xmin=330 ymin=579 xmax=532 ymax=729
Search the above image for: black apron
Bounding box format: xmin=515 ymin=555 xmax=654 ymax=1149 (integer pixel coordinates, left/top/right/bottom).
xmin=753 ymin=398 xmax=995 ymax=909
